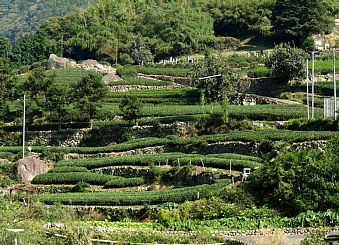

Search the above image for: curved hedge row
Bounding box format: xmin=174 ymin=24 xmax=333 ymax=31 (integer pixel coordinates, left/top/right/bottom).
xmin=35 ymin=179 xmax=231 ymax=205
xmin=1 ymin=130 xmax=337 ymax=155
xmin=56 ymin=153 xmax=262 ymax=171
xmin=32 ymin=172 xmax=121 ymax=185
xmin=48 ymin=167 xmax=88 ymax=173
xmin=104 ymin=177 xmax=144 ymax=188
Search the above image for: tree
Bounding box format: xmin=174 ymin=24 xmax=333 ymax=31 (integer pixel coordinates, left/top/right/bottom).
xmin=249 ymin=140 xmax=339 ymax=215
xmin=272 ymin=0 xmax=337 ymax=46
xmin=45 ymin=83 xmax=71 ymax=129
xmin=119 ymin=95 xmax=143 ymax=125
xmin=130 ymin=34 xmax=153 ymax=65
xmin=192 ymin=53 xmax=237 ymax=103
xmin=72 ymin=73 xmax=107 ymax=128
xmin=23 ymin=68 xmax=55 ymax=101
xmin=265 ymin=43 xmax=305 ymax=83
xmin=0 ymin=37 xmax=10 ymax=58
xmin=0 ymin=58 xmax=12 ymax=121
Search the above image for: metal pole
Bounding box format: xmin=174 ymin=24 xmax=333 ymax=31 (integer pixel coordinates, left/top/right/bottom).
xmin=22 ymin=94 xmax=25 ymax=159
xmin=306 ymin=54 xmax=310 ymax=120
xmin=334 ymin=49 xmax=337 ymax=120
xmin=312 ymin=52 xmax=315 ymax=119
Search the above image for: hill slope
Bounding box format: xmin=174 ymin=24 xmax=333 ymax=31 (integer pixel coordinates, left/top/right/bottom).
xmin=0 ymin=0 xmax=95 ymax=41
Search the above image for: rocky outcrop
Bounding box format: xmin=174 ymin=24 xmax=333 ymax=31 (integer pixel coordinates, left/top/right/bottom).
xmin=47 ymin=54 xmax=72 ymax=69
xmin=47 ymin=54 xmax=118 ymax=76
xmin=103 ymin=73 xmax=123 ymax=84
xmin=15 ymin=156 xmax=49 ymax=182
xmin=79 ymin=60 xmax=117 ymax=74
xmin=230 ymin=93 xmax=301 ymax=105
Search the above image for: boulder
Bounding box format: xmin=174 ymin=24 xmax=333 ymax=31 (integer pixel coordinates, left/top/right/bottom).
xmin=48 ymin=54 xmax=71 ymax=69
xmin=15 ymin=156 xmax=49 ymax=182
xmin=81 ymin=59 xmax=99 ymax=66
xmin=103 ymin=73 xmax=122 ymax=84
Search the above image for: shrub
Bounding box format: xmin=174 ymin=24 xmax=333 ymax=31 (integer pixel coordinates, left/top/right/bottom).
xmin=48 ymin=167 xmax=88 ymax=173
xmin=32 ymin=172 xmax=122 ymax=185
xmin=17 ymin=65 xmax=31 ymax=74
xmin=56 ymin=153 xmax=262 ymax=171
xmin=71 ymin=181 xmax=90 ymax=192
xmin=35 ymin=179 xmax=231 ymax=205
xmin=116 ymin=66 xmax=138 ymax=78
xmin=103 ymin=177 xmax=144 ymax=188
xmin=265 ymin=43 xmax=305 ymax=83
xmin=247 ymin=67 xmax=270 ymax=78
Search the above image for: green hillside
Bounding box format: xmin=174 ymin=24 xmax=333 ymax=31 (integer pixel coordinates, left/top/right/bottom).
xmin=0 ymin=0 xmax=95 ymax=41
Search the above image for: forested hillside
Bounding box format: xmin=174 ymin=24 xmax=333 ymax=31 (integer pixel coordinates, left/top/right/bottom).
xmin=1 ymin=0 xmax=338 ymax=68
xmin=0 ymin=0 xmax=95 ymax=41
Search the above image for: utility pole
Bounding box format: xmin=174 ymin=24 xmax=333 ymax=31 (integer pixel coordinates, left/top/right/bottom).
xmin=306 ymin=54 xmax=310 ymax=120
xmin=311 ymin=51 xmax=315 ymax=119
xmin=60 ymin=31 xmax=64 ymax=58
xmin=115 ymin=46 xmax=118 ymax=65
xmin=22 ymin=94 xmax=26 ymax=159
xmin=334 ymin=49 xmax=337 ymax=120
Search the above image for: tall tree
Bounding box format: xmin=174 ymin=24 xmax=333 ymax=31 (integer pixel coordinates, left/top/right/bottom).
xmin=249 ymin=140 xmax=339 ymax=215
xmin=72 ymin=73 xmax=108 ymax=128
xmin=0 ymin=37 xmax=10 ymax=58
xmin=130 ymin=34 xmax=153 ymax=65
xmin=265 ymin=43 xmax=305 ymax=83
xmin=272 ymin=0 xmax=337 ymax=46
xmin=119 ymin=95 xmax=143 ymax=126
xmin=22 ymin=68 xmax=56 ymax=123
xmin=45 ymin=83 xmax=71 ymax=129
xmin=192 ymin=53 xmax=237 ymax=103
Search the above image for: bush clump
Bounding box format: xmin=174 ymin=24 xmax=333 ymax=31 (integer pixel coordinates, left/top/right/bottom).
xmin=104 ymin=177 xmax=144 ymax=188
xmin=32 ymin=172 xmax=122 ymax=185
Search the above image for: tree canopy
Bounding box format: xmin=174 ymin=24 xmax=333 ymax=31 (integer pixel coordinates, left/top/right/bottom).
xmin=265 ymin=43 xmax=305 ymax=83
xmin=249 ymin=140 xmax=339 ymax=215
xmin=272 ymin=0 xmax=338 ymax=46
xmin=192 ymin=53 xmax=237 ymax=103
xmin=1 ymin=0 xmax=338 ymax=68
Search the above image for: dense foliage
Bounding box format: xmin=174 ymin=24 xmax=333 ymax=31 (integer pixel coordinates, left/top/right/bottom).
xmin=32 ymin=172 xmax=125 ymax=185
xmin=272 ymin=0 xmax=339 ymax=47
xmin=2 ymin=0 xmax=338 ymax=68
xmin=35 ymin=179 xmax=231 ymax=205
xmin=249 ymin=139 xmax=339 ymax=215
xmin=192 ymin=54 xmax=237 ymax=103
xmin=265 ymin=43 xmax=305 ymax=83
xmin=0 ymin=0 xmax=95 ymax=41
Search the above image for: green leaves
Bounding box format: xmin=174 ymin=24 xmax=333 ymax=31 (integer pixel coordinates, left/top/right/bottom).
xmin=265 ymin=43 xmax=305 ymax=83
xmin=249 ymin=139 xmax=339 ymax=215
xmin=35 ymin=179 xmax=231 ymax=205
xmin=272 ymin=0 xmax=337 ymax=45
xmin=119 ymin=95 xmax=143 ymax=125
xmin=32 ymin=172 xmax=123 ymax=185
xmin=192 ymin=54 xmax=237 ymax=103
xmin=72 ymin=73 xmax=108 ymax=125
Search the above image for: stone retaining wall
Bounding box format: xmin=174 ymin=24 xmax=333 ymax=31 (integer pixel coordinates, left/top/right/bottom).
xmin=2 ymin=129 xmax=86 ymax=147
xmin=108 ymin=84 xmax=186 ymax=92
xmin=138 ymin=73 xmax=192 ymax=86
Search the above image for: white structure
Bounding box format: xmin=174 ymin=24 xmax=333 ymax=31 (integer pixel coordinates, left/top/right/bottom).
xmin=242 ymin=168 xmax=251 ymax=182
xmin=324 ymin=98 xmax=339 ymax=119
